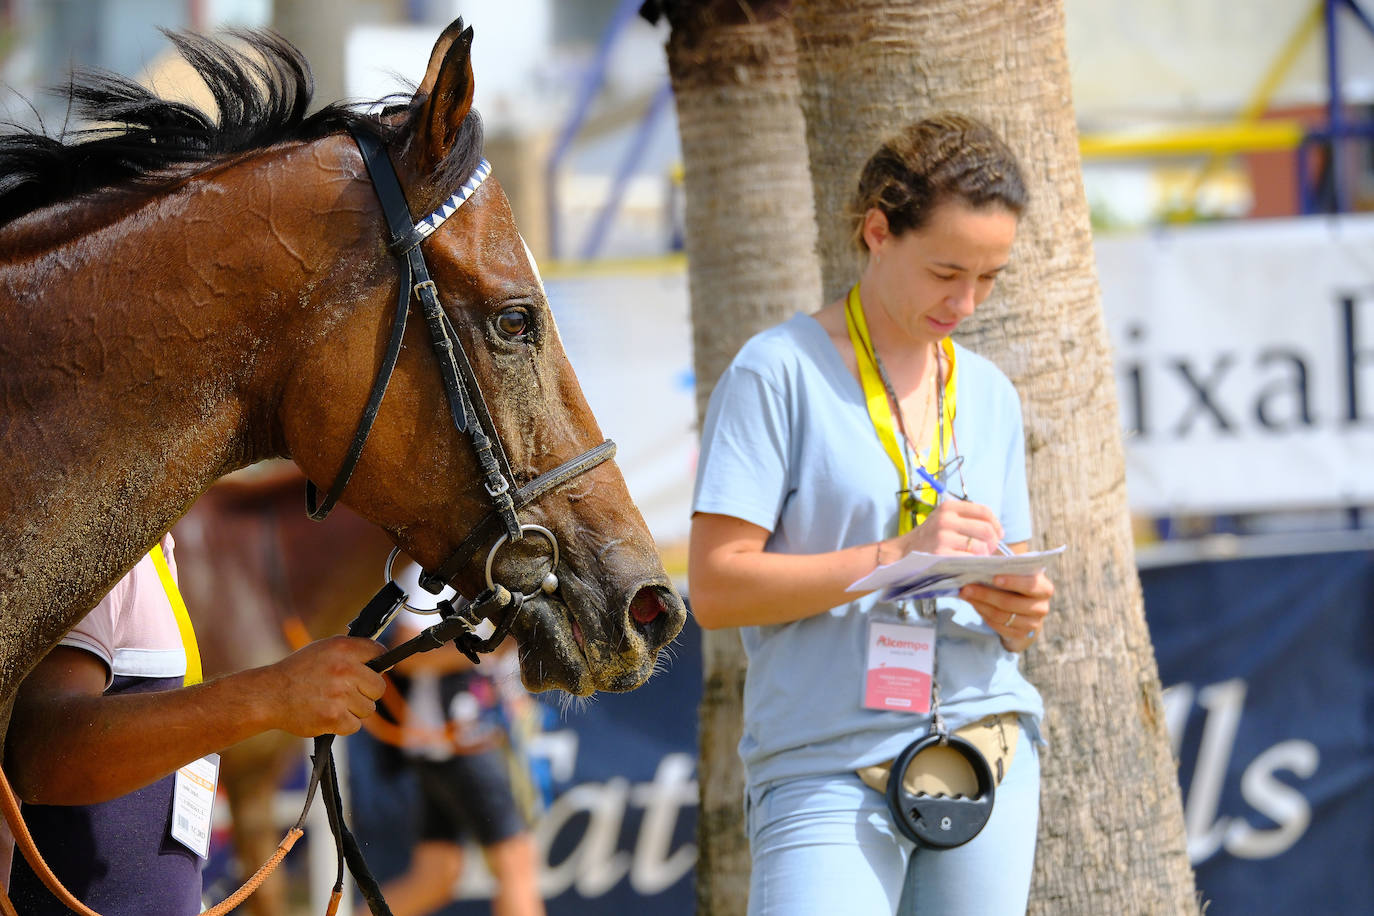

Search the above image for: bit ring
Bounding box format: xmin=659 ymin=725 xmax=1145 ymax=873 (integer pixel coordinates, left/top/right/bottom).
xmin=384 ymin=547 xmax=455 ymax=615
xmin=485 ymin=524 xmax=560 ymax=600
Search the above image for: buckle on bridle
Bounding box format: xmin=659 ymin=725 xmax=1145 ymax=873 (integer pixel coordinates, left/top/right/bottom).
xmin=484 ymin=477 xmax=510 ymax=498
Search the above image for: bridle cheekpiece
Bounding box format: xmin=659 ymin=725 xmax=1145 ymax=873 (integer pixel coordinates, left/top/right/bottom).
xmin=306 ymin=125 xmax=616 ymax=646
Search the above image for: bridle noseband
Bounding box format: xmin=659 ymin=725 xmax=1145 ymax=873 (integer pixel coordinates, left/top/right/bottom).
xmin=306 ymin=125 xmax=616 ymax=636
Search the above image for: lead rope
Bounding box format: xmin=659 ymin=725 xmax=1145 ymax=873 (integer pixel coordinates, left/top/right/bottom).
xmin=303 ymin=580 xmax=525 ymax=916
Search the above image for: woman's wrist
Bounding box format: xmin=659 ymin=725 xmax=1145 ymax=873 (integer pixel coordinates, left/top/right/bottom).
xmin=874 ymin=537 xmax=903 ymax=569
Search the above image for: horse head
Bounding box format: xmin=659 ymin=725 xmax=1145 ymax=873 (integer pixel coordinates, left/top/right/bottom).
xmin=277 ymin=21 xmax=686 ymax=695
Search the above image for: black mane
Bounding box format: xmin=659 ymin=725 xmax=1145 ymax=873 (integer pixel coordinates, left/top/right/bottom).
xmin=0 ymin=28 xmax=483 ymax=226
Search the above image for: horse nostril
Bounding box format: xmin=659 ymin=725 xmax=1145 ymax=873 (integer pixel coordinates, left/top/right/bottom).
xmin=629 ymin=587 xmax=666 ymax=626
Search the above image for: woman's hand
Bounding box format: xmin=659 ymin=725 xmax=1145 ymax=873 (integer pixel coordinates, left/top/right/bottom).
xmin=959 ymin=570 xmax=1053 ymax=653
xmin=884 ymin=499 xmax=1004 ymax=562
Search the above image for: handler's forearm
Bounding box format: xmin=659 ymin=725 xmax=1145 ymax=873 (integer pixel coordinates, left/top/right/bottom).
xmin=689 ymin=539 xmax=899 ymax=630
xmin=11 ymin=667 xmax=282 ymax=806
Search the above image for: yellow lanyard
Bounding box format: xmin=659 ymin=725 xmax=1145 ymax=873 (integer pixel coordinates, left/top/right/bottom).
xmin=149 ymin=543 xmax=203 ymax=686
xmin=844 ymin=283 xmax=957 ymax=534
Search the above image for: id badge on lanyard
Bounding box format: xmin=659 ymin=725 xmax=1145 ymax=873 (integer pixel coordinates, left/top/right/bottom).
xmin=151 ymin=543 xmax=217 ymax=857
xmin=862 ymin=617 xmax=935 ymax=714
xmin=171 ymin=753 xmax=220 ymax=858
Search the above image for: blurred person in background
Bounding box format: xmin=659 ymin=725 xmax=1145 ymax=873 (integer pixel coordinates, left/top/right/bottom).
xmin=362 ymin=584 xmax=545 ymax=916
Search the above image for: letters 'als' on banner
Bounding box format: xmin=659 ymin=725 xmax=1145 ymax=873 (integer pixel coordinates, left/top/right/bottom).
xmin=1140 ymin=545 xmax=1374 ymax=913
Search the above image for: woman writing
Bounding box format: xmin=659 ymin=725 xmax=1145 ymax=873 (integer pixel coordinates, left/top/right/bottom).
xmin=689 ymin=113 xmax=1053 ymax=915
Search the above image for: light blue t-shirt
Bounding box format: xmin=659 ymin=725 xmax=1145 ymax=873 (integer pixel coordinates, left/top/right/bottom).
xmin=692 ymin=313 xmax=1044 ymax=790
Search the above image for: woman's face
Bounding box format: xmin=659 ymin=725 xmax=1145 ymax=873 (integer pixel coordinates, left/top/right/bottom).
xmin=862 ymin=199 xmax=1019 ymax=347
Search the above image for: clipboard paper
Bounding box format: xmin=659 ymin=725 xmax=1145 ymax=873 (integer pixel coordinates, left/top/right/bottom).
xmin=847 ymin=546 xmax=1066 ymax=602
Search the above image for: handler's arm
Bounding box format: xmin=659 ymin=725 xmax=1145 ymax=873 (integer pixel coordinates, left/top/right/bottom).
xmin=5 ymin=635 xmax=385 ymax=806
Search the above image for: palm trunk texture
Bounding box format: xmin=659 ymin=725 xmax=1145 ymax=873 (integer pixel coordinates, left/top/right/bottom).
xmin=792 ymin=1 xmax=1198 ymax=912
xmin=663 ymin=3 xmax=822 ymax=914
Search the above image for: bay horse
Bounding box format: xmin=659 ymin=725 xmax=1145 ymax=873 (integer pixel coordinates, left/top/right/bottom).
xmin=0 ymin=18 xmax=686 ymax=744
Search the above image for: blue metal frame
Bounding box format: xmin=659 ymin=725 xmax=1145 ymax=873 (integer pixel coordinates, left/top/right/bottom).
xmin=577 ymin=79 xmax=673 ymax=261
xmin=544 ymin=0 xmax=646 ymax=261
xmin=1302 ymin=0 xmax=1374 ymax=214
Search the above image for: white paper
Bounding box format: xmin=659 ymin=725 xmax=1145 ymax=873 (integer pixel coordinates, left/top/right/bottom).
xmin=847 ymin=546 xmax=1066 ymax=602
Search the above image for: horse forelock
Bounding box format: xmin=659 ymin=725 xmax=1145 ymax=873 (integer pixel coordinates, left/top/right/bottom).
xmin=0 ymin=28 xmax=486 ymax=229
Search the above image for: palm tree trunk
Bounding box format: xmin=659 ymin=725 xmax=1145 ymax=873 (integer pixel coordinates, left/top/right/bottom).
xmin=661 ymin=3 xmax=822 ymax=913
xmin=793 ymin=1 xmax=1198 ymax=911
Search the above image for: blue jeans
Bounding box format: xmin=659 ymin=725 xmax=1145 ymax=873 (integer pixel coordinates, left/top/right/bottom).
xmin=746 ymin=725 xmax=1040 ymax=915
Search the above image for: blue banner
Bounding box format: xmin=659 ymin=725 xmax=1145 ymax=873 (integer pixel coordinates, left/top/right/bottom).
xmin=1140 ymin=546 xmax=1374 ymax=913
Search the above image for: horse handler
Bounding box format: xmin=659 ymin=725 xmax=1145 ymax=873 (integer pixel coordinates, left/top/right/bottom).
xmin=3 ymin=532 xmax=386 ymax=915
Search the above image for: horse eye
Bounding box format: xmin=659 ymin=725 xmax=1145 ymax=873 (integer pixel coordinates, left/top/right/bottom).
xmin=496 ymin=309 xmax=529 ymax=338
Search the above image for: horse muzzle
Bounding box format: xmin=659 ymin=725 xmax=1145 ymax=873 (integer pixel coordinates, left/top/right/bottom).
xmin=507 ymin=575 xmax=685 ymax=696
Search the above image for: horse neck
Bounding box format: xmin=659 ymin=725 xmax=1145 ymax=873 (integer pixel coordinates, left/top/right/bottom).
xmin=0 ymin=134 xmax=378 ymax=710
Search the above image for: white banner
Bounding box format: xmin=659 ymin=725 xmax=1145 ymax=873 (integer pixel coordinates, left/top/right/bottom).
xmin=1097 ymin=214 xmax=1374 ymax=515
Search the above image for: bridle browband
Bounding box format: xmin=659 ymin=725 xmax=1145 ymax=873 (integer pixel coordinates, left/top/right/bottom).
xmin=307 ymin=125 xmax=617 ymax=621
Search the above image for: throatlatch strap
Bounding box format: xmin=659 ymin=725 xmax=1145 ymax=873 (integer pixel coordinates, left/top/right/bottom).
xmin=307 ymin=126 xmax=511 ymax=526
xmin=349 ymin=125 xmax=521 ymax=542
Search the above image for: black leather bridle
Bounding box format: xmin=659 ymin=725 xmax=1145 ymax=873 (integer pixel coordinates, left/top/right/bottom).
xmin=295 ymin=126 xmax=620 ymax=916
xmin=307 ymin=125 xmax=617 ymax=630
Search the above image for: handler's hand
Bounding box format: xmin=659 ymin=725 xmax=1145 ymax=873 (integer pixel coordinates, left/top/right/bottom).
xmin=263 ymin=636 xmax=386 ymax=737
xmin=960 ymin=570 xmax=1053 ymax=653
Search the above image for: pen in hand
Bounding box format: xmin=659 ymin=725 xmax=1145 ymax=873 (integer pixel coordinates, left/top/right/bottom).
xmin=914 ymin=466 xmax=1015 ymax=556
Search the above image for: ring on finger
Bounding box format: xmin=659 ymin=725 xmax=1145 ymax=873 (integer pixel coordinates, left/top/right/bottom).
xmin=965 ymin=534 xmax=974 ymax=550
xmin=1006 ymin=612 xmax=1016 ymax=627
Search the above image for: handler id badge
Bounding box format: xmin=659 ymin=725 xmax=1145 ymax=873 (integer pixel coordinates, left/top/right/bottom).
xmin=862 ymin=619 xmax=935 ymax=714
xmin=171 ymin=753 xmax=220 ymax=858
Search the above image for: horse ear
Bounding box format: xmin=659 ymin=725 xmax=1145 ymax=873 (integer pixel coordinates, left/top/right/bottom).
xmin=416 ymin=17 xmax=470 ymax=99
xmin=407 ymin=19 xmax=476 ymax=176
